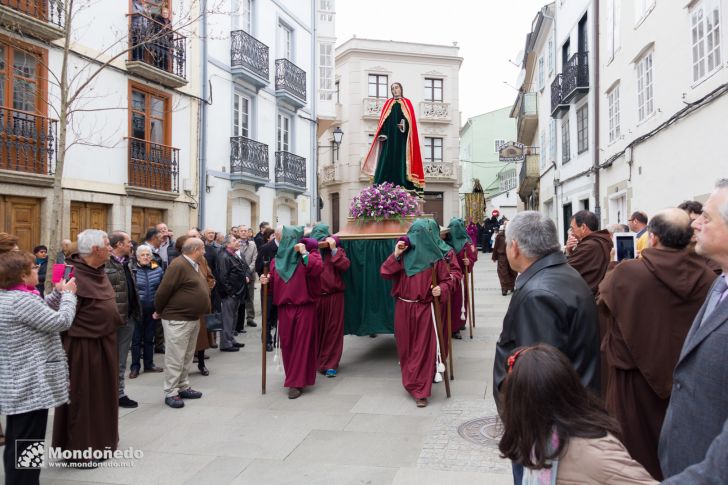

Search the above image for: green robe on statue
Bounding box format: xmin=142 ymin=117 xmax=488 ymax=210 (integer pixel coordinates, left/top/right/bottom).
xmin=373 ymin=102 xmax=416 ymax=192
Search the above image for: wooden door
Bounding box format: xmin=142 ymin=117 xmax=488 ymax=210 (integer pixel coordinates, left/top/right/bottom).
xmin=423 ymin=192 xmax=444 ymax=226
xmin=70 ymin=202 xmax=109 ymax=241
xmin=0 ymin=195 xmax=40 ymax=252
xmin=131 ymin=206 xmax=164 ymax=243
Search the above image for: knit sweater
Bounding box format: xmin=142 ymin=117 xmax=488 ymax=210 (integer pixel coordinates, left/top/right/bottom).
xmin=0 ymin=289 xmax=77 ymax=415
xmin=154 ymin=255 xmax=210 ymax=320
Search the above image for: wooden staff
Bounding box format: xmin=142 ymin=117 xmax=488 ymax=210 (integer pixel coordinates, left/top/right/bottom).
xmin=464 ymin=263 xmax=473 ymax=339
xmin=447 ymin=296 xmax=453 ymax=380
xmin=470 ymin=265 xmax=476 ymax=329
xmin=261 ymin=259 xmax=270 ymax=395
xmin=431 ymin=270 xmax=451 ymax=398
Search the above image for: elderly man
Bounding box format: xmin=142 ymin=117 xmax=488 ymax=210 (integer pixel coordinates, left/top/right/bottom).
xmin=53 ymin=229 xmax=122 ymax=462
xmin=565 ymin=210 xmax=613 ymax=295
xmin=216 ymin=234 xmax=250 ymax=351
xmin=154 ymin=237 xmax=210 ymax=408
xmin=599 ymin=209 xmax=715 ymax=480
xmin=492 ymin=212 xmax=600 ymax=484
xmin=659 ymin=180 xmax=728 ymax=478
xmin=237 ymin=225 xmax=258 ymax=329
xmin=155 ymin=222 xmax=174 ymax=267
xmin=628 ymin=211 xmax=650 ymax=255
xmin=105 ymin=231 xmax=146 ymax=410
xmin=55 ymin=238 xmax=73 ymax=264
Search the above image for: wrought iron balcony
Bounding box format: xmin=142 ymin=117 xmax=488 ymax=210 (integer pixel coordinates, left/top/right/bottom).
xmin=517 ymin=92 xmax=538 ymax=143
xmin=231 ymin=30 xmax=269 ymax=87
xmin=127 ymin=137 xmax=179 ymax=193
xmin=230 ymin=136 xmax=269 ymax=187
xmin=275 ymin=59 xmax=306 ymax=108
xmin=275 ymin=151 xmax=306 ymax=193
xmin=419 ymin=101 xmax=450 ymax=123
xmin=518 ymin=151 xmax=540 ymax=201
xmin=362 ymin=97 xmax=386 ymax=119
xmin=0 ymin=107 xmax=57 ymax=177
xmin=561 ymin=51 xmax=589 ymax=103
xmin=126 ymin=13 xmax=187 ymax=88
xmin=0 ymin=0 xmax=65 ymax=41
xmin=550 ymin=74 xmax=569 ymax=119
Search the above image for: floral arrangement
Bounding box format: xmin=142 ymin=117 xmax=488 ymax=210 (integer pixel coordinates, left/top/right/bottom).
xmin=349 ymin=182 xmax=420 ymax=220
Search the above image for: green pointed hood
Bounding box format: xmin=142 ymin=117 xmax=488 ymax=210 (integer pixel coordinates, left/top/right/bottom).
xmin=424 ymin=219 xmax=451 ymax=257
xmin=276 ymin=225 xmax=304 ymax=283
xmin=403 ymin=219 xmax=446 ymax=276
xmin=310 ymin=224 xmax=331 ymax=241
xmin=446 ymin=217 xmax=469 ymax=254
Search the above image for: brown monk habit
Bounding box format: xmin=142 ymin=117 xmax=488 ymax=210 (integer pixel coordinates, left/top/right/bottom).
xmin=568 ymin=229 xmax=613 ymax=295
xmin=53 ymin=254 xmax=123 ymax=461
xmin=598 ymin=247 xmax=715 ymax=480
xmin=491 ymin=233 xmax=516 ymax=291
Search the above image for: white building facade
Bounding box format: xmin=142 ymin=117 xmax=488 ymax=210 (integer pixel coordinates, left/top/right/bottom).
xmin=318 ymin=38 xmax=462 ymax=231
xmin=0 ymin=0 xmax=203 ymax=248
xmin=598 ymin=0 xmax=728 ymax=222
xmin=203 ymin=0 xmax=333 ymax=232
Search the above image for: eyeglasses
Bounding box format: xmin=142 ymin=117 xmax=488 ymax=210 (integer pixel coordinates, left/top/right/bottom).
xmin=31 ymin=264 xmax=40 ymax=270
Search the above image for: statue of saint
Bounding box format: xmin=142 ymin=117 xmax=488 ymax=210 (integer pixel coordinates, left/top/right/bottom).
xmin=361 ymin=83 xmax=425 ymax=192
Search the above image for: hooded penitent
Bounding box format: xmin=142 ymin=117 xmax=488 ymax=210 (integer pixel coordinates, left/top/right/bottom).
xmin=309 ymin=224 xmax=330 ymax=242
xmin=446 ymin=217 xmax=470 ymax=254
xmin=276 ymin=225 xmax=304 ymax=283
xmin=403 ymin=219 xmax=446 ymax=277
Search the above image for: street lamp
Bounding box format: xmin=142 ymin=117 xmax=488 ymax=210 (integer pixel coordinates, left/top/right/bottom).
xmin=332 ymin=126 xmax=344 ymax=161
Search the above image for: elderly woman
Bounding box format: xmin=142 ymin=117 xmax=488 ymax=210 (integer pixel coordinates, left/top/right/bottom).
xmin=129 ymin=244 xmax=165 ymax=378
xmin=0 ymin=250 xmax=77 ymax=485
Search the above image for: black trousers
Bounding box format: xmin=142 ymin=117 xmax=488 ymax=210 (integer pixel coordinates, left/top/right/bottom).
xmin=3 ymin=408 xmax=48 ymax=485
xmin=259 ymin=289 xmax=277 ymax=346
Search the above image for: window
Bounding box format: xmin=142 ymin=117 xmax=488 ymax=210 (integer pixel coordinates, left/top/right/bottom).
xmin=335 ymin=80 xmax=340 ymax=103
xmin=690 ymin=0 xmax=722 ymax=83
xmin=233 ymin=91 xmax=250 ymax=138
xmin=0 ymin=44 xmax=43 ymax=115
xmin=606 ymin=0 xmax=622 ymax=61
xmin=277 ymin=112 xmax=291 ymax=152
xmin=129 ymin=83 xmax=174 ymax=191
xmin=576 ymin=104 xmax=588 ymax=153
xmin=537 ymin=56 xmax=545 ymax=90
xmin=561 ymin=117 xmax=570 ymax=163
xmin=319 ymin=43 xmax=333 ymax=100
xmin=636 ymin=50 xmax=654 ymax=122
xmin=131 ymin=86 xmax=169 ymax=146
xmin=635 ymin=0 xmax=655 ymax=25
xmin=547 ymin=39 xmax=554 ymax=74
xmin=608 ymin=84 xmax=621 ymax=143
xmin=549 ymin=119 xmax=557 ymax=161
xmin=235 ymin=0 xmax=252 ymax=33
xmin=494 ymin=139 xmax=506 ymax=152
xmin=424 ymin=137 xmax=443 ymax=162
xmin=424 ymin=78 xmax=443 ymax=101
xmin=277 ymin=22 xmax=293 ymax=61
xmin=368 ymin=74 xmax=388 ymax=98
xmin=319 ymin=0 xmax=334 ymax=22
xmin=539 ymin=130 xmax=546 ymax=167
xmin=499 ymin=168 xmax=517 ymax=192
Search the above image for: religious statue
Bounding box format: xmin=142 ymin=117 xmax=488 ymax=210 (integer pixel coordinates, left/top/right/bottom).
xmin=361 ymin=83 xmax=426 ymax=192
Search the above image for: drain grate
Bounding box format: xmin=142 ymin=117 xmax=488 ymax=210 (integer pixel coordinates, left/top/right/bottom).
xmin=457 ymin=415 xmax=503 ymax=447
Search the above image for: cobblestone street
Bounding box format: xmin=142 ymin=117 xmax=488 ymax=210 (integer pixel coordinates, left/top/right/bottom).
xmin=2 ymin=256 xmax=513 ymax=485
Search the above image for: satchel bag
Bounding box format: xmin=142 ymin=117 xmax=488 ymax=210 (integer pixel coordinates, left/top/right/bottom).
xmin=204 ymin=312 xmax=223 ymax=332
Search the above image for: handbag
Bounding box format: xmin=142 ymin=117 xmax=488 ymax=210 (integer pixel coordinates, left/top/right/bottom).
xmin=204 ymin=312 xmax=223 ymax=332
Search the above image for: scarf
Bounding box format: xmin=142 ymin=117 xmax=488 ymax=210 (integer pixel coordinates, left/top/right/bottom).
xmin=403 ymin=219 xmax=446 ymax=276
xmin=276 ymin=225 xmax=304 ymax=283
xmin=446 ymin=217 xmax=470 ymax=254
xmin=522 ymin=429 xmax=560 ymax=485
xmin=7 ymin=283 xmax=42 ymax=297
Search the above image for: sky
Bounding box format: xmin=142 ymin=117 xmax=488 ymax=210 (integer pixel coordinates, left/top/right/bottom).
xmin=334 ymin=0 xmax=550 ymax=123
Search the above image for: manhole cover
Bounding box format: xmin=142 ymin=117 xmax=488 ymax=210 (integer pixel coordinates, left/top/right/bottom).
xmin=457 ymin=415 xmax=503 ymax=447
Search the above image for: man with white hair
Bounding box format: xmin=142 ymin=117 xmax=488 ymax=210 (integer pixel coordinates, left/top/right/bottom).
xmin=491 ymin=212 xmax=601 ymax=484
xmin=52 ymin=229 xmax=123 ymax=462
xmin=154 ymin=237 xmax=210 ymax=408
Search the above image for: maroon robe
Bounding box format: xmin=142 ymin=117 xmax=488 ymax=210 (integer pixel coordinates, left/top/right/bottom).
xmin=269 ymin=252 xmax=323 ymax=389
xmin=492 ymin=233 xmax=516 ymax=291
xmin=52 ymin=255 xmax=122 ymax=460
xmin=451 ymin=243 xmax=477 ymax=333
xmin=439 ymin=249 xmax=461 ymax=359
xmin=598 ymin=248 xmax=715 ymax=480
xmin=316 ymin=247 xmax=350 ymax=372
xmin=381 ymin=255 xmax=453 ymax=399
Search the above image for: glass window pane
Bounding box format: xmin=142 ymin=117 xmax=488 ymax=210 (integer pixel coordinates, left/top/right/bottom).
xmin=13 ymin=79 xmax=35 ymax=111
xmin=151 ymin=96 xmax=164 ymax=118
xmin=150 ymin=118 xmax=164 ymax=144
xmin=132 ymin=112 xmax=146 ymax=139
xmin=13 ymin=51 xmax=36 ymax=79
xmin=132 ymin=91 xmax=146 ymax=112
xmin=0 ymin=46 xmax=5 ymax=71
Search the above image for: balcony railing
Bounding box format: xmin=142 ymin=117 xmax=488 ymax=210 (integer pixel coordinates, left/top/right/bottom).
xmin=550 ymin=74 xmax=569 ymax=119
xmin=517 ymin=92 xmax=538 ymax=143
xmin=362 ymin=97 xmax=386 ymax=119
xmin=128 ymin=137 xmax=179 ymax=193
xmin=424 ymin=161 xmax=456 ymax=181
xmin=231 ymin=30 xmax=269 ymax=86
xmin=0 ymin=107 xmax=57 ymax=176
xmin=275 ymin=59 xmax=306 ymax=106
xmin=518 ymin=152 xmax=540 ymax=201
xmin=561 ymin=51 xmax=589 ymax=103
xmin=275 ymin=151 xmax=306 ymax=192
xmin=127 ymin=13 xmax=187 ymax=87
xmin=230 ymin=136 xmax=269 ymax=185
xmin=0 ymin=0 xmax=65 ymax=40
xmin=420 ymin=101 xmax=450 ymax=122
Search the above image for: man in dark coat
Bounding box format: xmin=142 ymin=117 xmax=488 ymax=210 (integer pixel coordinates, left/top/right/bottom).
xmin=659 ymin=180 xmax=728 ymax=479
xmin=565 ymin=210 xmax=613 ymax=295
xmin=492 ymin=211 xmax=601 ymax=484
xmin=254 ymin=221 xmax=270 ymax=250
xmin=53 ymin=229 xmax=122 ymax=463
xmin=256 ymin=229 xmax=279 ymax=351
xmin=482 ymin=210 xmax=500 ymax=253
xmin=215 ymin=235 xmax=250 ymax=352
xmin=599 ymin=209 xmax=715 ymax=480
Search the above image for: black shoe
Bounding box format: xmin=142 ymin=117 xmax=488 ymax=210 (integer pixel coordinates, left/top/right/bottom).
xmin=233 ymin=342 xmax=245 ymax=348
xmin=247 ymin=321 xmax=258 ymax=327
xmin=266 ymin=343 xmax=273 ymax=352
xmin=179 ymin=388 xmax=203 ymax=399
xmin=502 ymin=290 xmax=508 ymax=296
xmin=119 ymin=396 xmax=138 ymax=408
xmin=233 ymin=331 xmax=239 ymax=337
xmin=220 ymin=347 xmax=240 ymax=352
xmin=198 ymin=365 xmax=210 ymax=376
xmin=165 ymin=396 xmax=184 ymax=408
xmin=452 ymin=332 xmax=463 ymax=340
xmin=154 ymin=346 xmax=165 ymax=354
xmin=145 ymin=366 xmax=164 ymax=373
xmin=369 ymin=333 xmax=377 ymax=338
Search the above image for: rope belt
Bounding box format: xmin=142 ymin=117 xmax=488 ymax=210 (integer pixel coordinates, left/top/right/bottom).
xmin=398 ymin=297 xmax=421 ymax=303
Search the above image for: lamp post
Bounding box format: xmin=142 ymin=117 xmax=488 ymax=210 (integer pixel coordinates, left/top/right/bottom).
xmin=332 ymin=126 xmax=344 ymax=161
